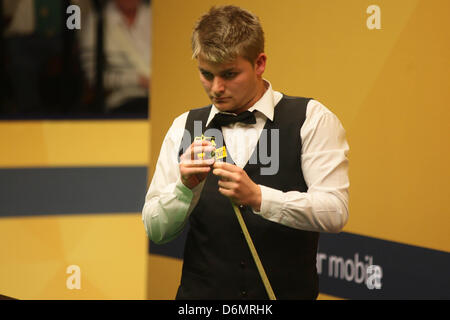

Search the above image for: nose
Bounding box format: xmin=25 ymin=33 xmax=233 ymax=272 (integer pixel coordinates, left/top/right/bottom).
xmin=211 ymin=77 xmax=225 ymax=96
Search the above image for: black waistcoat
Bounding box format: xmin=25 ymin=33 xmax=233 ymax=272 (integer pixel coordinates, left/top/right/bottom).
xmin=176 ymin=95 xmax=319 ymax=300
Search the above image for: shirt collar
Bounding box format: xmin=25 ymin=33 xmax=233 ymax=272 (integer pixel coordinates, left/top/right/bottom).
xmin=206 ymin=79 xmax=276 ymax=126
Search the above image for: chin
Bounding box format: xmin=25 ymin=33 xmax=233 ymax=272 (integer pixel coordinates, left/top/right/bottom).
xmin=214 ymin=101 xmax=235 ymax=111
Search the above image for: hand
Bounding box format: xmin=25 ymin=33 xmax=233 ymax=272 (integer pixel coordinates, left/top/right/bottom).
xmin=212 ymin=162 xmax=262 ymax=211
xmin=179 ymin=140 xmax=215 ymax=189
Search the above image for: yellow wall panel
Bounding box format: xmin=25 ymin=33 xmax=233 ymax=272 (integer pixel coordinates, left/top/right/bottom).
xmin=146 ymin=254 xmax=183 ymax=300
xmin=0 ymin=120 xmax=150 ymax=167
xmin=0 ymin=213 xmax=147 ymax=299
xmin=344 ymin=0 xmax=450 ymax=252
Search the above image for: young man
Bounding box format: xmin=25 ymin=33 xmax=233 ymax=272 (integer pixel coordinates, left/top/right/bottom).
xmin=142 ymin=5 xmax=349 ymax=299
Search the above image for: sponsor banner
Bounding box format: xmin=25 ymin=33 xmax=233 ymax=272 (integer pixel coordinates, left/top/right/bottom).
xmin=318 ymin=232 xmax=450 ymax=299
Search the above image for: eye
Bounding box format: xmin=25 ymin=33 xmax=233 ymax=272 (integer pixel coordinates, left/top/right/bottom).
xmin=201 ymin=71 xmax=214 ymax=80
xmin=222 ymin=71 xmax=237 ymax=79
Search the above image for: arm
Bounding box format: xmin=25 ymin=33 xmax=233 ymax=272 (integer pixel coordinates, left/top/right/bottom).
xmin=142 ymin=114 xmax=199 ymax=243
xmin=212 ymin=100 xmax=349 ymax=233
xmin=142 ymin=113 xmax=214 ymax=243
xmin=258 ymin=100 xmax=349 ymax=233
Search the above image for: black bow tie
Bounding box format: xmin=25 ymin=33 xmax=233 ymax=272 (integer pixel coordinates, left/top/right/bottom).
xmin=211 ymin=111 xmax=256 ymax=127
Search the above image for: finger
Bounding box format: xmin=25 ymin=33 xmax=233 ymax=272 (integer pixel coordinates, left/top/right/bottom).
xmin=181 ymin=165 xmax=211 ymax=172
xmin=217 ymin=179 xmax=236 ymax=189
xmin=190 ymin=143 xmax=214 ymax=160
xmin=192 ymin=140 xmax=212 ymax=147
xmin=181 ymin=158 xmax=215 ymax=167
xmin=181 ymin=151 xmax=208 ymax=162
xmin=181 ymin=147 xmax=215 ymax=161
xmin=190 ymin=145 xmax=215 ymax=153
xmin=191 ymin=146 xmax=215 ymax=160
xmin=212 ymin=168 xmax=235 ymax=181
xmin=213 ymin=161 xmax=239 ymax=172
xmin=180 ymin=141 xmax=212 ymax=161
xmin=218 ymin=187 xmax=234 ymax=198
xmin=180 ymin=166 xmax=211 ymax=177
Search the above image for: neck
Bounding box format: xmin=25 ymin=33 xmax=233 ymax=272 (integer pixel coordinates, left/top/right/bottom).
xmin=238 ymin=79 xmax=267 ymax=114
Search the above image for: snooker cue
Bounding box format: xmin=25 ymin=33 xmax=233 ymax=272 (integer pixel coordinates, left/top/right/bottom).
xmin=230 ymin=199 xmax=277 ymax=300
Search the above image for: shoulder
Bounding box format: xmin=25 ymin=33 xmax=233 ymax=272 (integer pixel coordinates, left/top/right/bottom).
xmin=303 ymin=99 xmax=346 ymax=137
xmin=165 ymin=105 xmax=212 ymax=147
xmin=277 ymin=95 xmax=338 ymax=122
xmin=167 ymin=105 xmax=209 ymax=135
xmin=306 ymin=99 xmax=337 ymax=120
xmin=171 ymin=105 xmax=212 ymax=127
xmin=187 ymin=104 xmax=212 ymax=115
xmin=160 ymin=111 xmax=187 ymax=145
xmin=170 ymin=111 xmax=189 ymax=131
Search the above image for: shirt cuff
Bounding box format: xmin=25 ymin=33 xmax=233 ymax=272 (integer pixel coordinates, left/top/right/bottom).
xmin=254 ymin=185 xmax=285 ymax=220
xmin=174 ymin=178 xmax=206 ymax=204
xmin=174 ymin=178 xmax=194 ymax=203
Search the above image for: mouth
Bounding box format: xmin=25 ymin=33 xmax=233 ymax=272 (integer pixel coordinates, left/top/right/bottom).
xmin=213 ymin=97 xmax=231 ymax=103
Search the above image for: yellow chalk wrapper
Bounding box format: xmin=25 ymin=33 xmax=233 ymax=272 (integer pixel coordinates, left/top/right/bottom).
xmin=195 ymin=135 xmax=226 ymax=161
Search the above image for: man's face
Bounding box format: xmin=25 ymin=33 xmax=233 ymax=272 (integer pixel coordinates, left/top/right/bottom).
xmin=197 ymin=54 xmax=266 ymax=114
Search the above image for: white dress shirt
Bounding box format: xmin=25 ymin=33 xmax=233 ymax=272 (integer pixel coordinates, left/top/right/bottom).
xmin=142 ymin=81 xmax=349 ymax=244
xmin=80 ymin=2 xmax=151 ymax=111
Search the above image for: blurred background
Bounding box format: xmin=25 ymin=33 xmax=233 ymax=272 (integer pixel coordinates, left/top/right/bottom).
xmin=0 ymin=0 xmax=151 ymax=299
xmin=0 ymin=0 xmax=150 ymax=118
xmin=0 ymin=0 xmax=449 ymax=300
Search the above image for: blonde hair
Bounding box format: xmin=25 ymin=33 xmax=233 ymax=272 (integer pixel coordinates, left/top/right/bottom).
xmin=191 ymin=5 xmax=265 ymax=64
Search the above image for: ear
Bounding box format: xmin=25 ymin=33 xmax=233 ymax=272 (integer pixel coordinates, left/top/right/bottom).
xmin=254 ymin=53 xmax=267 ymax=77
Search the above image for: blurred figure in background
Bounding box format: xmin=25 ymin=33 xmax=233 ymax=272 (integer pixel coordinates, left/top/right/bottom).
xmin=3 ymin=0 xmax=64 ymax=114
xmin=1 ymin=0 xmax=89 ymax=116
xmin=81 ymin=0 xmax=151 ymax=116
